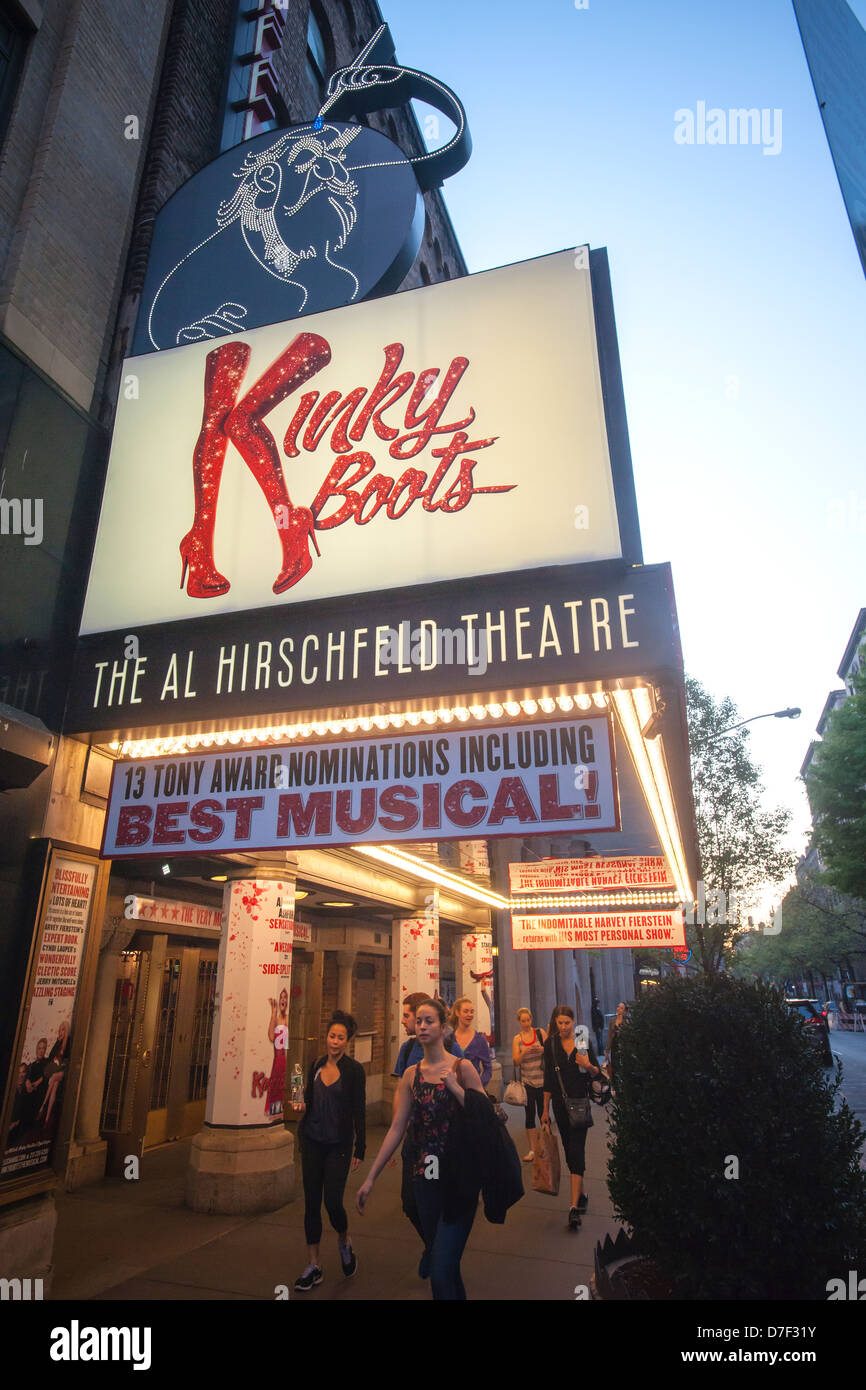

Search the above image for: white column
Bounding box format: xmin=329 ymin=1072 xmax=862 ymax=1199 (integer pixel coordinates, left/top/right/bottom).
xmin=186 ymin=870 xmax=296 ymax=1214
xmin=457 ymin=931 xmax=494 ymax=1043
xmin=390 ymin=901 xmax=439 ymax=1070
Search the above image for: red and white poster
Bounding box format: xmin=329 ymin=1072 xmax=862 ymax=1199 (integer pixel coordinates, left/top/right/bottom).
xmin=393 ymin=918 xmax=439 ymax=1000
xmin=508 ymin=855 xmax=676 ymax=895
xmin=206 ymin=879 xmax=295 ymax=1126
xmin=458 ymin=932 xmax=494 ymax=1045
xmin=101 ymin=717 xmax=619 ymax=857
xmin=2 ymin=856 xmax=97 ymax=1178
xmin=124 ymin=895 xmax=223 ymax=929
xmin=458 ymin=840 xmax=490 ymax=878
xmin=512 ymin=908 xmax=686 ymax=951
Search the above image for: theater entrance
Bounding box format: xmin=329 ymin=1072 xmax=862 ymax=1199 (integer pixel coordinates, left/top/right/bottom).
xmin=99 ymin=931 xmax=219 ymax=1171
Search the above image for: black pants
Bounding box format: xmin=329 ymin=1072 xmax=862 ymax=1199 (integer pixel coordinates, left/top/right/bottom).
xmin=552 ymin=1101 xmax=589 ymax=1175
xmin=403 ymin=1171 xmax=476 ymax=1300
xmin=523 ymin=1083 xmax=545 ymax=1129
xmin=302 ymin=1137 xmax=351 ymax=1246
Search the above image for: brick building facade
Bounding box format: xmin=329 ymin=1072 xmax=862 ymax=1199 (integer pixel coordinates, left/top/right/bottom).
xmin=0 ymin=0 xmax=467 ymax=1283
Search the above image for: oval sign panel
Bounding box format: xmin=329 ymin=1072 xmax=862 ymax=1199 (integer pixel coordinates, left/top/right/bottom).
xmin=134 ymin=121 xmax=424 ymax=355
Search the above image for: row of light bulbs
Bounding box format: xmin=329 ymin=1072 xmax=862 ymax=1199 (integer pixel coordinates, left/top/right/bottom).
xmin=112 ymin=692 xmax=610 ymax=760
xmin=510 ymin=891 xmax=682 ymax=909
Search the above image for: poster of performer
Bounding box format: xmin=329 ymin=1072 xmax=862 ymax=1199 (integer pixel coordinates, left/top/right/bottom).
xmin=2 ymin=856 xmax=96 ymax=1178
xmin=458 ymin=932 xmax=495 ymax=1046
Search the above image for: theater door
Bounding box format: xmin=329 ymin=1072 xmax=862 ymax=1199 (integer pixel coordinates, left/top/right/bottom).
xmin=100 ymin=932 xmax=219 ymax=1169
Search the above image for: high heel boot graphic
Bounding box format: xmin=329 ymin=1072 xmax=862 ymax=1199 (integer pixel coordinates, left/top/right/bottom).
xmin=180 ymin=341 xmax=251 ymax=597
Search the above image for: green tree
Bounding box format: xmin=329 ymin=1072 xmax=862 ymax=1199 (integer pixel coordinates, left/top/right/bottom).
xmin=686 ymin=677 xmax=796 ymax=973
xmin=806 ymin=667 xmax=866 ymax=900
xmin=736 ymin=885 xmax=866 ymax=989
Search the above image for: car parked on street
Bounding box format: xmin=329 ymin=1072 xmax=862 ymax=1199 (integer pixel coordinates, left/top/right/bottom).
xmin=785 ymin=998 xmax=834 ymax=1066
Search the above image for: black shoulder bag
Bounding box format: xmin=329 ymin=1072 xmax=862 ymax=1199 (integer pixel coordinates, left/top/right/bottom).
xmin=554 ymin=1056 xmax=593 ymax=1129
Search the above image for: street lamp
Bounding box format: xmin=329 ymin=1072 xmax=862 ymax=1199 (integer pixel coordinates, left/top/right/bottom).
xmin=709 ymin=707 xmax=801 ymax=741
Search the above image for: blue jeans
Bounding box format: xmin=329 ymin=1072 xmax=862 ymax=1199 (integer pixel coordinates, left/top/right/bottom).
xmin=406 ymin=1173 xmax=476 ymax=1300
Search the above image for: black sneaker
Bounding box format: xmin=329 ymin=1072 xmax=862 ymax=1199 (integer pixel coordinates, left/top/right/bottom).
xmin=568 ymin=1206 xmax=581 ymax=1230
xmin=294 ymin=1265 xmax=323 ymax=1292
xmin=339 ymin=1245 xmax=357 ymax=1279
xmin=577 ymin=1193 xmax=589 ymax=1215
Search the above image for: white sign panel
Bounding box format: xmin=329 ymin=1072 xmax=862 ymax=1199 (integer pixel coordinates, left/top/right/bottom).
xmin=512 ymin=909 xmax=686 ymax=951
xmin=508 ymin=855 xmax=676 ymax=895
xmin=81 ymin=250 xmax=621 ymax=634
xmin=100 ymin=718 xmax=619 ymax=857
xmin=206 ymin=879 xmax=295 ymax=1127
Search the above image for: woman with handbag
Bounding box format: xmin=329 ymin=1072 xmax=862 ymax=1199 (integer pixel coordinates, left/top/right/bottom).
xmin=511 ymin=1008 xmax=547 ymax=1162
xmin=541 ymin=1005 xmax=602 ymax=1231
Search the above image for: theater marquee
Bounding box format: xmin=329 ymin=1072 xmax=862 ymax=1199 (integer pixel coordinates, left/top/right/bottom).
xmin=100 ymin=716 xmax=619 ymax=857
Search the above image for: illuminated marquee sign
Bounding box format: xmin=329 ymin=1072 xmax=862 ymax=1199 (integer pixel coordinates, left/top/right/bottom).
xmin=83 ymin=252 xmax=623 ymax=635
xmin=100 ymin=716 xmax=619 ymax=858
xmin=511 ymin=909 xmax=686 ymax=951
xmin=508 ymin=855 xmax=676 ymax=895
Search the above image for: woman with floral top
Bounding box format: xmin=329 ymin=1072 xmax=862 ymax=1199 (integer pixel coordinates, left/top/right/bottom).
xmin=357 ymin=998 xmax=486 ymax=1300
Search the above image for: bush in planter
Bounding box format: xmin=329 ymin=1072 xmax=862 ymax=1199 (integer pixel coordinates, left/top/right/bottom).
xmin=606 ymin=974 xmax=866 ymax=1299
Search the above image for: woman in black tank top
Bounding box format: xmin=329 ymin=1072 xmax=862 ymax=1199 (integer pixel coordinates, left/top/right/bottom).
xmin=357 ymin=997 xmax=487 ymax=1299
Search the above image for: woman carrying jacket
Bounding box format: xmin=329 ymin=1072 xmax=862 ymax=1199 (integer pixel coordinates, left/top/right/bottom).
xmin=292 ymin=1009 xmax=366 ymax=1292
xmin=357 ymin=997 xmax=487 ymax=1300
xmin=542 ymin=1005 xmax=602 ymax=1231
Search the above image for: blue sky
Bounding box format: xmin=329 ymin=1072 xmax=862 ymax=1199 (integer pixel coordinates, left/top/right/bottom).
xmin=383 ymin=0 xmax=866 ymax=885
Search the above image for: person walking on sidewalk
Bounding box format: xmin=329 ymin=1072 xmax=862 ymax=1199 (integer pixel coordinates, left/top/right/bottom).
xmin=605 ymin=1001 xmax=629 ymax=1089
xmin=450 ymin=996 xmax=492 ymax=1088
xmin=393 ymin=992 xmax=464 ymax=1078
xmin=542 ymin=1005 xmax=602 ymax=1231
xmin=357 ymin=997 xmax=487 ymax=1300
xmin=293 ymin=1010 xmax=366 ymax=1292
xmin=512 ymin=1007 xmax=547 ymax=1162
xmin=591 ymin=998 xmax=605 ymax=1056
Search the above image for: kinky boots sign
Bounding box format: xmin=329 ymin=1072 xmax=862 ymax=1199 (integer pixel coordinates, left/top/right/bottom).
xmin=179 ymin=328 xmax=511 ymax=601
xmin=71 ymin=251 xmax=651 ymax=731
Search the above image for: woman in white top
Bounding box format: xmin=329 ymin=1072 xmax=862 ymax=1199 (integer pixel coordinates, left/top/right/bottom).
xmin=512 ymin=1007 xmax=547 ymax=1161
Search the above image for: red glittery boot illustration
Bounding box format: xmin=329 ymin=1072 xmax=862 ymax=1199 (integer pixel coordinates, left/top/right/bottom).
xmin=180 ymin=341 xmax=252 ymax=597
xmin=223 ymin=331 xmax=331 ymax=594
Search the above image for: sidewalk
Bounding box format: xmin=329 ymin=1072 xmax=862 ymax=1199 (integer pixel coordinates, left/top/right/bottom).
xmin=51 ymin=1106 xmax=624 ymax=1302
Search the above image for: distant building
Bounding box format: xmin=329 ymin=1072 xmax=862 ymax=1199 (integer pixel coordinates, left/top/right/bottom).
xmin=793 ymin=0 xmax=866 ymax=276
